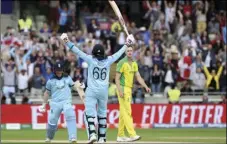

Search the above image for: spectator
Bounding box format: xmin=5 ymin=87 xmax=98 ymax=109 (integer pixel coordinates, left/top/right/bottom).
xmin=181 ymin=80 xmax=193 ymax=96
xmin=21 ymin=96 xmax=31 ymax=104
xmin=40 ymin=22 xmax=52 ymax=41
xmin=40 ymin=22 xmax=52 ymax=34
xmin=164 ymin=0 xmax=177 ymax=33
xmin=87 ymin=19 xmax=99 ymax=34
xmin=222 ymin=23 xmax=226 ymax=45
xmin=139 ymin=27 xmax=151 ymax=46
xmin=208 ymin=16 xmax=220 ymax=34
xmin=200 ymin=31 xmax=210 ymax=45
xmin=140 ymin=44 xmax=152 ymax=68
xmin=64 ymin=53 xmax=77 ymax=75
xmin=191 ymin=67 xmax=206 ymax=93
xmin=153 ymin=14 xmax=170 ymax=32
xmin=174 ymin=10 xmax=185 ymax=40
xmin=191 ymin=53 xmax=203 ymax=74
xmin=203 ymin=62 xmax=224 ymax=92
xmin=221 ymin=95 xmax=226 ymax=104
xmin=10 ymin=44 xmax=34 ymax=71
xmin=220 ymin=66 xmax=227 ymax=93
xmin=29 ymin=67 xmax=45 ymax=98
xmin=3 ymin=26 xmax=13 ymax=38
xmin=217 ymin=45 xmax=226 ymax=63
xmin=1 ymin=63 xmax=16 ymax=99
xmin=25 ymin=58 xmax=34 ymax=79
xmin=163 ymin=63 xmax=177 ymax=90
xmin=133 ymin=83 xmax=145 ymax=104
xmin=178 ymin=55 xmax=193 ymax=80
xmin=72 ymin=67 xmax=83 ymax=82
xmin=213 ymin=38 xmax=224 ymax=55
xmin=143 ymin=1 xmax=160 ymax=30
xmin=150 ymin=64 xmax=162 ymax=94
xmin=202 ymin=94 xmax=209 ymax=103
xmin=18 ymin=13 xmax=33 ymax=33
xmin=202 ymin=44 xmax=216 ymax=69
xmin=129 ymin=21 xmax=139 ymax=35
xmin=57 ymin=1 xmax=71 ymax=33
xmin=42 ymin=66 xmax=54 ymax=82
xmin=182 ymin=0 xmax=192 ymax=16
xmin=151 ymin=39 xmax=163 ymax=68
xmin=195 ymin=1 xmax=208 ymax=34
xmin=1 ymin=96 xmax=6 ymax=104
xmin=167 ymin=84 xmax=181 ymax=104
xmin=17 ymin=69 xmax=29 ymax=95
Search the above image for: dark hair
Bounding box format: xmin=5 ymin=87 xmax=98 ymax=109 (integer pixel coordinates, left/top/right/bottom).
xmin=153 ymin=64 xmax=160 ymax=71
xmin=171 ymin=83 xmax=176 ymax=89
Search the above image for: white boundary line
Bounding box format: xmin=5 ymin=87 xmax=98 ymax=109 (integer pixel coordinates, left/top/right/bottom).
xmin=1 ymin=140 xmax=203 ymax=144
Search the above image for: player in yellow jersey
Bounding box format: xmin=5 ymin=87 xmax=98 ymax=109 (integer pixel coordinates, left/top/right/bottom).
xmin=115 ymin=46 xmax=151 ymax=142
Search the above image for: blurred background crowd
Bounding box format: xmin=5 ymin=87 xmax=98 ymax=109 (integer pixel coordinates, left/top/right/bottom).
xmin=1 ymin=0 xmax=226 ymax=104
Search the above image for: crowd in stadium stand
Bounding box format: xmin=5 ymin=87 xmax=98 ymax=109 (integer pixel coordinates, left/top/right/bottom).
xmin=1 ymin=0 xmax=226 ymax=104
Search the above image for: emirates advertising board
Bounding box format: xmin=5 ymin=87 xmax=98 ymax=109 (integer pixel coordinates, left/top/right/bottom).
xmin=1 ymin=104 xmax=226 ymax=130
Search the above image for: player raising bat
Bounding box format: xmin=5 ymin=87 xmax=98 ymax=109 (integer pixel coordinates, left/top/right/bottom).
xmin=60 ymin=33 xmax=135 ymax=143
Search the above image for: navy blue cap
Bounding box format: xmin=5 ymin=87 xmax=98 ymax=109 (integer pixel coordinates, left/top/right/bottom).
xmin=54 ymin=62 xmax=64 ymax=71
xmin=92 ymin=44 xmax=106 ymax=60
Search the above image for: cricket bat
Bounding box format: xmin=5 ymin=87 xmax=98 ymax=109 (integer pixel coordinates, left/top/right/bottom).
xmin=74 ymin=81 xmax=85 ymax=104
xmin=109 ymin=0 xmax=129 ymax=36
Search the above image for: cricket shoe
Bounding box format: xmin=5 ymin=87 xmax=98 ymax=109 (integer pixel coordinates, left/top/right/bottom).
xmin=70 ymin=138 xmax=77 ymax=144
xmin=128 ymin=135 xmax=141 ymax=142
xmin=97 ymin=137 xmax=106 ymax=143
xmin=116 ymin=137 xmax=131 ymax=142
xmin=45 ymin=138 xmax=51 ymax=143
xmin=88 ymin=133 xmax=97 ymax=144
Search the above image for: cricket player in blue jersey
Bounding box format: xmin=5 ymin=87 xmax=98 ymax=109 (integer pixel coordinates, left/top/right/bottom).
xmin=39 ymin=62 xmax=83 ymax=143
xmin=60 ymin=33 xmax=135 ymax=143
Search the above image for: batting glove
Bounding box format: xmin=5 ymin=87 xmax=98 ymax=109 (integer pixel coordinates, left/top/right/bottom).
xmin=74 ymin=80 xmax=85 ymax=89
xmin=38 ymin=103 xmax=46 ymax=113
xmin=125 ymin=34 xmax=135 ymax=47
xmin=60 ymin=33 xmax=69 ymax=43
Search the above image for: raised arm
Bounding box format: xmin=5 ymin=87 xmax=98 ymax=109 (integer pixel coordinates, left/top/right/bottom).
xmin=173 ymin=0 xmax=177 ymax=11
xmin=66 ymin=41 xmax=92 ymax=63
xmin=107 ymin=45 xmax=127 ymax=65
xmin=108 ymin=34 xmax=135 ymax=65
xmin=217 ymin=65 xmax=224 ymax=78
xmin=10 ymin=47 xmax=16 ymax=58
xmin=23 ymin=47 xmax=34 ymax=63
xmin=203 ymin=65 xmax=210 ymax=77
xmin=57 ymin=0 xmax=62 ymax=13
xmin=1 ymin=62 xmax=6 ymax=73
xmin=223 ymin=27 xmax=227 ymax=44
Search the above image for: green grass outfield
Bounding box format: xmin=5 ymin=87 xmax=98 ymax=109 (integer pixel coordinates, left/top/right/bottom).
xmin=1 ymin=128 xmax=226 ymax=143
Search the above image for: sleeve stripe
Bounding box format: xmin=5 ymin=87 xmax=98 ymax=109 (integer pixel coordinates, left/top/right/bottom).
xmin=46 ymin=88 xmax=51 ymax=91
xmin=70 ymin=45 xmax=74 ymax=50
xmin=70 ymin=84 xmax=75 ymax=87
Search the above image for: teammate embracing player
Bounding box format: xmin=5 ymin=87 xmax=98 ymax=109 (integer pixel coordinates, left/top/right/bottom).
xmin=60 ymin=33 xmax=135 ymax=143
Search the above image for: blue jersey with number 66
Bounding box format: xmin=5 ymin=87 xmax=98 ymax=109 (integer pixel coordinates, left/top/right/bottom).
xmin=66 ymin=42 xmax=126 ymax=90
